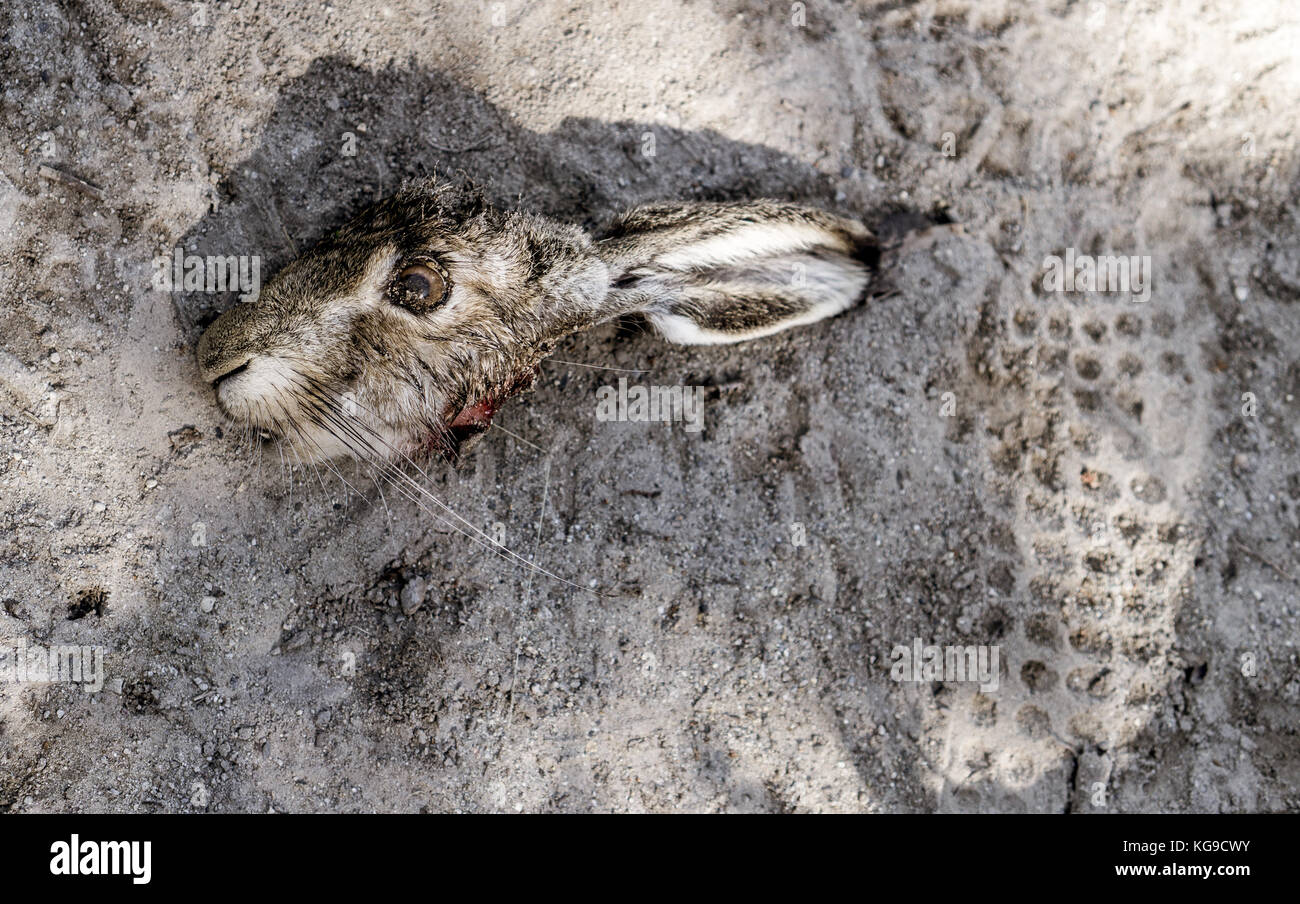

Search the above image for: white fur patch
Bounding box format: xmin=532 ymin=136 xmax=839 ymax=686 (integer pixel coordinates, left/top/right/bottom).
xmin=218 ymin=354 xmax=411 ymax=462
xmin=653 ymin=222 xmax=855 ymax=271
xmin=217 ymin=355 xmax=300 ymax=415
xmin=648 ymin=289 xmax=861 ymax=345
xmin=645 ymin=252 xmax=870 ymax=345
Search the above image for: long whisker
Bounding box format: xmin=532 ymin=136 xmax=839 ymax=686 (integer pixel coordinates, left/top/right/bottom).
xmin=545 ymin=359 xmax=647 ymax=374
xmin=371 ymin=472 xmax=393 ymax=523
xmin=293 ymin=375 xmax=600 ymax=595
xmin=278 ymin=373 xmax=596 ymax=594
xmin=487 ymin=419 xmax=544 ymax=453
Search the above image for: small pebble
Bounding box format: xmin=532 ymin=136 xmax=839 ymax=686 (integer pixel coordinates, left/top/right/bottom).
xmin=400 ymin=577 xmax=427 ymax=615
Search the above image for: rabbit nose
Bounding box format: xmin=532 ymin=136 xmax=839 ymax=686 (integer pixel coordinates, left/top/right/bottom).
xmin=211 ymin=359 xmax=252 ymax=387
xmin=196 ymin=303 xmax=259 ymax=384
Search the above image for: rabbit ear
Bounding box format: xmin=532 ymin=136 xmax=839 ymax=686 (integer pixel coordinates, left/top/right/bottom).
xmin=595 ymin=201 xmax=877 ymax=345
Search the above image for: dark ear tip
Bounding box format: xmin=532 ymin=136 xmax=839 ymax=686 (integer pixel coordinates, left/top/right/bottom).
xmin=873 ymin=208 xmax=957 ymax=254
xmin=855 ymin=235 xmax=882 ymax=270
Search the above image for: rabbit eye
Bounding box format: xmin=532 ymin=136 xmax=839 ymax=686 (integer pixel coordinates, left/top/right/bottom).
xmin=391 ymin=262 xmax=448 ymax=311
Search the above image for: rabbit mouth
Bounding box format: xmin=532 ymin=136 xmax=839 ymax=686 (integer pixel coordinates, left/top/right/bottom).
xmin=428 ymin=366 xmax=541 ymax=460
xmin=439 ymin=396 xmax=503 ymax=453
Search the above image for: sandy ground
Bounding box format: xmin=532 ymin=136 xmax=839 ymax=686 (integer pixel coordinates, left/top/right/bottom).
xmin=1 ymin=0 xmax=1297 ymax=812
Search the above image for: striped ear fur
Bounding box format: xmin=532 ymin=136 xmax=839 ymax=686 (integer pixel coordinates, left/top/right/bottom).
xmin=596 ymin=201 xmax=877 ymax=344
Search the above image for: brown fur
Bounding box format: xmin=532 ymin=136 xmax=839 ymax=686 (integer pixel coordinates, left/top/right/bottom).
xmin=196 ymin=179 xmax=875 ymax=462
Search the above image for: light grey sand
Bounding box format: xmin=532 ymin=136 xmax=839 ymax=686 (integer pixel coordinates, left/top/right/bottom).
xmin=1 ymin=0 xmax=1297 ymax=812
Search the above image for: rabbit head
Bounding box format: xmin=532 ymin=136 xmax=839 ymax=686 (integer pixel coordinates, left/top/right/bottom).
xmin=196 ymin=179 xmax=876 ymax=463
